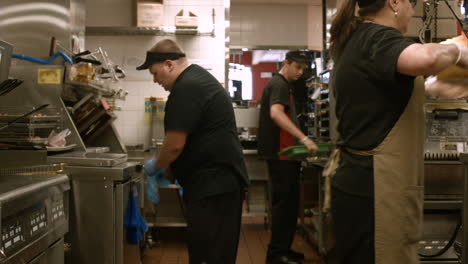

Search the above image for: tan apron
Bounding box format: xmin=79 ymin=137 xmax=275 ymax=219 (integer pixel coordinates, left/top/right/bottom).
xmin=323 ymin=76 xmax=425 ymax=264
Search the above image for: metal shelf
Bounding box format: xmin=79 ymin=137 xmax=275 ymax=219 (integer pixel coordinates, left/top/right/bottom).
xmin=147 ymin=217 xmax=187 ymax=227
xmin=424 ymin=200 xmax=462 ymax=210
xmin=159 ymin=185 xmax=182 ymax=190
xmin=85 ymin=26 xmax=214 ymax=37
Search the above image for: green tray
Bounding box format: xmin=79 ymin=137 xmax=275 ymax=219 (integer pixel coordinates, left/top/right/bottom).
xmin=278 ymin=143 xmax=331 ymax=160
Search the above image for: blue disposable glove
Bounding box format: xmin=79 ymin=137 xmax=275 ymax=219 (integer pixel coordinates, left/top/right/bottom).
xmin=144 ymin=159 xmax=172 ymax=186
xmin=144 ymin=159 xmax=166 ymax=203
xmin=144 ymin=159 xmax=159 ymax=176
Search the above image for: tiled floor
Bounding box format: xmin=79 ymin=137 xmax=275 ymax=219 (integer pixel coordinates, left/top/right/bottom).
xmin=142 ymin=216 xmax=324 ymax=264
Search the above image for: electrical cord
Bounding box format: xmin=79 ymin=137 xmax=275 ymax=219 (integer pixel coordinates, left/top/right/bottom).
xmin=418 ymin=219 xmax=462 ymax=258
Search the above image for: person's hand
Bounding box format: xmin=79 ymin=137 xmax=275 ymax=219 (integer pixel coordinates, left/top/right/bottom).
xmin=301 ymin=137 xmax=318 ymax=154
xmin=426 ymin=75 xmax=468 ymax=99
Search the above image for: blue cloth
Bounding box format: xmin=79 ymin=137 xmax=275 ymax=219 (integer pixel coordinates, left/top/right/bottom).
xmin=144 ymin=159 xmax=168 ymax=203
xmin=124 ymin=185 xmax=148 ymax=244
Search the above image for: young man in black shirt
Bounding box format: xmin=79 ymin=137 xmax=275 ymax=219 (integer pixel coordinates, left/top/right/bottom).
xmin=258 ymin=51 xmax=317 ymax=264
xmin=137 ymin=39 xmax=249 ymax=264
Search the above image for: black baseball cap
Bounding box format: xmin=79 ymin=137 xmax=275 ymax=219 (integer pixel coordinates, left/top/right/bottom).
xmin=136 ymin=52 xmax=186 ymax=70
xmin=285 ymin=50 xmax=309 ymax=63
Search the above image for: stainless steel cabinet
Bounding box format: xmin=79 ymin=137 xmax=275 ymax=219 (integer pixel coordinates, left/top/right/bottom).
xmin=65 ymin=162 xmax=142 ymax=264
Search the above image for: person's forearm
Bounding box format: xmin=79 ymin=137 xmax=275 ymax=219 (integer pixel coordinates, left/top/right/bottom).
xmin=421 ymin=43 xmax=459 ymax=75
xmin=272 ymin=111 xmax=307 ymax=140
xmin=155 ymin=144 xmax=183 ymax=169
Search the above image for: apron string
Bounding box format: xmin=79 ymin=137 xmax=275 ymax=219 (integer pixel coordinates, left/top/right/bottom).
xmin=322 ymin=147 xmax=376 ymax=213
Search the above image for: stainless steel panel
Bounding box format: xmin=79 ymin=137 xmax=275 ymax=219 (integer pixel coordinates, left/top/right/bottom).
xmin=0 ymin=150 xmax=47 ymax=169
xmin=85 ymin=123 xmax=127 ymax=154
xmin=28 ymin=238 xmax=64 ymax=264
xmin=115 ymin=179 xmax=141 ymax=264
xmin=0 ymin=175 xmax=69 ymax=205
xmin=425 ymin=163 xmax=464 ymax=197
xmin=115 ymin=182 xmax=125 ymax=264
xmin=67 ymin=163 xmax=140 ymax=264
xmin=69 ymin=178 xmax=115 ymax=264
xmin=0 ymin=40 xmax=13 ymax=82
xmin=0 ymin=0 xmax=71 ymax=62
xmin=0 ymin=65 xmax=64 ymax=108
xmin=48 ymin=152 xmax=128 ymax=167
xmin=62 ymin=162 xmax=138 ymax=182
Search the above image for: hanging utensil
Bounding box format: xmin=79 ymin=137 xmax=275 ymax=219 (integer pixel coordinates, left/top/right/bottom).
xmin=0 ymin=79 xmax=23 ymax=96
xmin=0 ymin=104 xmax=49 ymax=131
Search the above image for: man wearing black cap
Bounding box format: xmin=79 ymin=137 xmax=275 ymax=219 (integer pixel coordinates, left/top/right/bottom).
xmin=258 ymin=51 xmax=317 ymax=264
xmin=138 ymin=39 xmax=249 ymax=264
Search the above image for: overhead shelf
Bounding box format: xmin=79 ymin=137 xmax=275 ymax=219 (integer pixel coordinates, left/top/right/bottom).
xmin=85 ymin=26 xmax=214 ymax=37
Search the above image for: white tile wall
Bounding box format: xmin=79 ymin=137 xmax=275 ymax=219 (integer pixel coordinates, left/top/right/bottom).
xmin=86 ymin=0 xmax=226 ymax=148
xmin=230 ymin=4 xmax=308 ymax=48
xmin=308 ymin=3 xmax=322 ymax=51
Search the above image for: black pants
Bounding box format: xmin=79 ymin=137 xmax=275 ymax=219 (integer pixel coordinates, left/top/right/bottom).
xmin=266 ymin=159 xmax=301 ymax=257
xmin=184 ymin=190 xmax=244 ymax=264
xmin=331 ymin=187 xmax=375 ymax=264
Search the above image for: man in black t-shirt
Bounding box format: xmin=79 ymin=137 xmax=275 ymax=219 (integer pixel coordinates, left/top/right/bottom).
xmin=137 ymin=39 xmax=249 ymax=264
xmin=258 ymin=51 xmax=317 ymax=264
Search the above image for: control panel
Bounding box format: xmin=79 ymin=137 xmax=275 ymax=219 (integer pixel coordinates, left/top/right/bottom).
xmin=1 ymin=204 xmax=47 ymax=254
xmin=51 ymin=199 xmax=65 ymax=222
xmin=0 ymin=196 xmax=66 ymax=255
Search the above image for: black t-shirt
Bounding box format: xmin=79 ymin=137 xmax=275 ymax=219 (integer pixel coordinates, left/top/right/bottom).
xmin=258 ymin=73 xmax=298 ymax=159
xmin=164 ymin=64 xmax=249 ymax=201
xmin=332 ymin=23 xmax=415 ymax=196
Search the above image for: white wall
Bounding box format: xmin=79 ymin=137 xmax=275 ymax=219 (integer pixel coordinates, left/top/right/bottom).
xmin=85 ymin=0 xmax=226 ymax=148
xmin=230 ymin=3 xmax=308 ymax=48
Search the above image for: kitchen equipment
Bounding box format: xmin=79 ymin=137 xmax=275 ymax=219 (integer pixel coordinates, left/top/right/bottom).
xmin=0 ymin=164 xmax=70 ymax=264
xmin=420 ymin=103 xmax=468 ymax=263
xmin=57 ymin=161 xmax=142 ymax=264
xmin=0 ymin=104 xmax=49 ymax=131
xmin=0 ymin=79 xmax=23 ymax=96
xmin=48 ymin=151 xmax=128 ymax=167
xmin=0 ymin=40 xmax=13 ymax=83
xmin=0 ymin=106 xmax=62 ymax=147
xmin=48 ymin=152 xmax=143 ymax=264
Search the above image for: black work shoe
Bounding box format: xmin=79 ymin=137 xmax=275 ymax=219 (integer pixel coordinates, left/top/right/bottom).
xmin=266 ymin=255 xmax=302 ymax=264
xmin=288 ymin=249 xmax=305 ymax=261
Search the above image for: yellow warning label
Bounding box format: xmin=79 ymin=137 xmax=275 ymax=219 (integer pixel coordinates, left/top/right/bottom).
xmin=38 ymin=68 xmax=62 ymax=84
